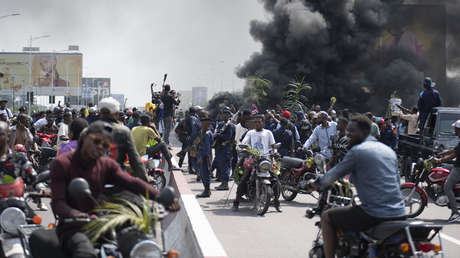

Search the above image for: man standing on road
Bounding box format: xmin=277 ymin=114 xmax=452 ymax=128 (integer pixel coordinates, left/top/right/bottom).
xmin=308 ymin=115 xmax=405 ymax=258
xmin=57 ymin=112 xmax=72 ymax=148
xmin=418 ymin=77 xmax=441 ymax=130
xmin=196 ymin=117 xmax=213 ymax=198
xmin=433 ymin=120 xmax=460 ymax=223
xmin=213 ymin=108 xmax=235 ymax=191
xmin=98 ymin=97 xmax=147 ymax=181
xmin=160 ymin=84 xmax=180 ymax=145
xmin=0 ymin=99 xmax=12 ymax=122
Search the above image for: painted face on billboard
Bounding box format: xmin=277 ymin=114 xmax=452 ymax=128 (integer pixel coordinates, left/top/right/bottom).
xmin=39 ymin=55 xmax=56 ymax=74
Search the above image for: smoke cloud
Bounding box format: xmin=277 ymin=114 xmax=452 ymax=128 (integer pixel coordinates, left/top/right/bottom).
xmin=236 ymin=0 xmax=460 ymax=113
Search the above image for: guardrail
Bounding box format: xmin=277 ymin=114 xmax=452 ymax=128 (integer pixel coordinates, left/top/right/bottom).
xmin=162 ymin=168 xmax=228 ymax=258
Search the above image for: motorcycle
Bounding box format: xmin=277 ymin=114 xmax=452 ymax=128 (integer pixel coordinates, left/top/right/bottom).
xmin=306 ymin=184 xmax=445 ymax=258
xmin=279 ymin=152 xmax=318 ymax=201
xmin=0 ymin=171 xmax=51 ymax=258
xmin=238 ymin=143 xmax=281 ymax=216
xmin=401 ymin=157 xmax=460 ymax=218
xmin=26 ymin=178 xmax=179 ymax=258
xmin=141 ymin=153 xmax=167 ymax=191
xmin=35 ymin=133 xmax=57 ymax=148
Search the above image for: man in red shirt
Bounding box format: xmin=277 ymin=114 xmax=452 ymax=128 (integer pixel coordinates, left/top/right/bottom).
xmin=50 ymin=121 xmax=175 ymax=258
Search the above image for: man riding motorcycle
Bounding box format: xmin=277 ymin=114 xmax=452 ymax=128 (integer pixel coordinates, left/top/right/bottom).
xmin=432 ymin=119 xmax=460 ymax=223
xmin=233 ymin=114 xmax=282 ymax=212
xmin=50 ymin=121 xmax=179 ymax=258
xmin=308 ymin=115 xmax=406 ymax=258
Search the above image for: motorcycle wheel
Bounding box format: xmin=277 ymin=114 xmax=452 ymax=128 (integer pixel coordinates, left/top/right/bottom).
xmin=280 ymin=173 xmax=298 ymax=201
xmin=150 ymin=171 xmax=167 ymax=191
xmin=256 ymin=184 xmax=272 ymax=216
xmin=400 ymin=185 xmax=425 ymax=218
xmin=308 ymin=246 xmax=325 ymax=258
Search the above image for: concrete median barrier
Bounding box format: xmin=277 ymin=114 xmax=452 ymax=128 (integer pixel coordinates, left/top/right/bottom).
xmin=162 ymin=168 xmax=228 ymax=258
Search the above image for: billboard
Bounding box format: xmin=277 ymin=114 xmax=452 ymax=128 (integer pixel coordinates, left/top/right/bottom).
xmin=82 ymin=77 xmax=111 ymax=105
xmin=0 ymin=52 xmax=82 ymax=96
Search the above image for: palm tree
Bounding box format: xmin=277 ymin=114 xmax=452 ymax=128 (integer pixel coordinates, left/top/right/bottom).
xmin=282 ymin=76 xmax=312 ymax=113
xmin=83 ymin=195 xmax=157 ymax=243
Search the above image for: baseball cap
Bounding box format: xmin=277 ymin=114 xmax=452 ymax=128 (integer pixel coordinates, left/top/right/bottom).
xmin=452 ymin=120 xmax=460 ymax=128
xmin=98 ymin=97 xmax=120 ymax=114
xmin=282 ymin=110 xmax=291 ymax=119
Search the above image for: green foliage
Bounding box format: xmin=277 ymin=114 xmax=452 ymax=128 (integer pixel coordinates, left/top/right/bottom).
xmin=247 ymin=145 xmax=261 ymax=157
xmin=245 ymin=76 xmax=273 ymax=108
xmin=282 ymin=76 xmax=312 ymax=113
xmin=83 ymin=196 xmax=156 ymax=243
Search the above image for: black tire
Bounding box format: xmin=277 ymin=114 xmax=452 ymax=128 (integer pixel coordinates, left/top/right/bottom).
xmin=400 ymin=185 xmax=426 ymax=218
xmin=280 ymin=173 xmax=298 ymax=201
xmin=151 ymin=171 xmax=167 ymax=191
xmin=256 ymin=184 xmax=272 ymax=216
xmin=308 ymin=245 xmax=324 ymax=258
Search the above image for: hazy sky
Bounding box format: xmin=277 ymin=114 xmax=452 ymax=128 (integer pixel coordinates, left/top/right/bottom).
xmin=1 ymin=0 xmax=266 ymax=105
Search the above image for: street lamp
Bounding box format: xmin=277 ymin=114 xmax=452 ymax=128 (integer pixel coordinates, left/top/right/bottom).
xmin=0 ymin=13 xmax=20 ymax=20
xmin=27 ymin=34 xmax=51 ymax=113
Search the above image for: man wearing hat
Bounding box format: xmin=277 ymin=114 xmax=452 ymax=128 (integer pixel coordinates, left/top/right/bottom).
xmin=196 ymin=117 xmax=214 ymax=198
xmin=418 ymin=77 xmax=441 ymax=130
xmin=302 ymin=111 xmax=338 ymax=160
xmin=0 ymin=99 xmax=12 ymax=121
xmin=433 ymin=120 xmax=460 ymax=223
xmin=213 ymin=107 xmax=235 ymax=191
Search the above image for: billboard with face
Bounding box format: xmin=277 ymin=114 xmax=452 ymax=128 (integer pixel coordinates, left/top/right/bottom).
xmin=0 ymin=52 xmax=82 ymax=95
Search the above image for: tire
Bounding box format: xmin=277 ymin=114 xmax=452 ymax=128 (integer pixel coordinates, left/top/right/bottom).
xmin=150 ymin=171 xmax=167 ymax=191
xmin=280 ymin=173 xmax=298 ymax=201
xmin=400 ymin=185 xmax=426 ymax=218
xmin=256 ymin=184 xmax=272 ymax=216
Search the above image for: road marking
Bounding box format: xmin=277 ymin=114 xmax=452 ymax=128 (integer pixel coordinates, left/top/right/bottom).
xmin=441 ymin=233 xmax=460 ymax=246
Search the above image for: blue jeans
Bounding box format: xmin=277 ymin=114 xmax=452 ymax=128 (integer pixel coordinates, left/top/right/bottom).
xmin=215 ymin=148 xmax=232 ymax=182
xmin=200 ymin=158 xmax=211 ymax=188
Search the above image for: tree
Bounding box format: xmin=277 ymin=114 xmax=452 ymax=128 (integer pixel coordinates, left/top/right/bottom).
xmin=282 ymin=76 xmax=312 ymax=113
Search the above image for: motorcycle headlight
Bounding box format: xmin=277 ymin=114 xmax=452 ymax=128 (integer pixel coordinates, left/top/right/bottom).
xmin=130 ymin=239 xmax=162 ymax=258
xmin=259 ymin=160 xmax=272 ymax=171
xmin=0 ymin=207 xmax=26 ymax=235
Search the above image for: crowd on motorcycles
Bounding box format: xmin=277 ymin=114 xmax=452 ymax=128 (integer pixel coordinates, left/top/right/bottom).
xmin=0 ymin=87 xmax=185 ymax=258
xmin=172 ymin=77 xmax=455 ymax=258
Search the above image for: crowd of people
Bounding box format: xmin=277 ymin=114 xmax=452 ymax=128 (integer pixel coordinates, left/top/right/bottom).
xmin=0 ymin=76 xmax=457 ymax=258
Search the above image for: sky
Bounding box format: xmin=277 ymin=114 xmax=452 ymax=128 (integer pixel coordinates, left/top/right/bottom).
xmin=1 ymin=0 xmax=266 ymax=106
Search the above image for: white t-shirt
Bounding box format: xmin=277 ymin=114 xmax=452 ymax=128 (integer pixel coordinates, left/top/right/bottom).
xmin=242 ymin=129 xmax=275 ymax=156
xmin=234 ymin=123 xmax=248 ymax=144
xmin=57 ymin=123 xmax=69 ymax=147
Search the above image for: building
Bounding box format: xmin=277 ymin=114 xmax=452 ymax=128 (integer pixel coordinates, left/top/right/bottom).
xmin=81 ymin=77 xmax=111 ymax=106
xmin=192 ymin=87 xmax=208 ymax=106
xmin=178 ymin=90 xmax=192 ymax=110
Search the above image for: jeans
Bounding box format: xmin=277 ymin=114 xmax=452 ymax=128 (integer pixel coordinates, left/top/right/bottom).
xmin=444 ymin=167 xmax=460 ymax=213
xmin=215 ymin=148 xmax=232 ymax=182
xmin=63 ymin=232 xmax=96 ymax=258
xmin=146 ymin=142 xmax=171 ymax=161
xmin=163 ymin=116 xmax=173 ymax=144
xmin=200 ymin=158 xmax=211 ymax=188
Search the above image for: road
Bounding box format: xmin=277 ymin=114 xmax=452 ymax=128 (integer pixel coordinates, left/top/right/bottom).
xmin=175 ymin=149 xmax=460 ymax=258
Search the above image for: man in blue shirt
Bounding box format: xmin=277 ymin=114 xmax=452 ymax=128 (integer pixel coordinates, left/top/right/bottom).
xmin=418 ymin=77 xmax=441 ymax=130
xmin=213 ymin=108 xmax=235 ymax=191
xmin=196 ymin=117 xmax=214 ymax=198
xmin=309 ymin=115 xmax=405 ymax=258
xmin=273 ymin=117 xmax=293 ymax=157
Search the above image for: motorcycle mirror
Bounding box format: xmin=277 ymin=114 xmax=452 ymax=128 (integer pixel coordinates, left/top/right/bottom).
xmin=273 ymin=143 xmax=282 ymax=150
xmin=157 ymin=186 xmax=176 ymax=207
xmin=68 ymin=177 xmax=92 ymax=200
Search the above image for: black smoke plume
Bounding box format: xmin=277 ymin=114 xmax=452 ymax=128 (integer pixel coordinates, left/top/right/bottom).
xmin=235 ymin=0 xmax=460 ymax=113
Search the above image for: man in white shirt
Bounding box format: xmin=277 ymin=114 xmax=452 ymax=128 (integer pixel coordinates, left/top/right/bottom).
xmin=57 ymin=112 xmax=72 ymax=147
xmin=302 ymin=111 xmax=338 ymax=159
xmin=398 ymin=105 xmax=419 ymax=135
xmin=234 ymin=114 xmax=282 ymax=212
xmin=34 ymin=110 xmax=52 ymax=131
xmin=242 ymin=115 xmax=275 ymax=156
xmin=234 ymin=110 xmax=251 ymax=144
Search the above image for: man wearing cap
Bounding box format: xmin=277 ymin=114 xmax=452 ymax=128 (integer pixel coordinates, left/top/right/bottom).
xmin=0 ymin=99 xmax=12 ymax=122
xmin=196 ymin=117 xmax=214 ymax=198
xmin=302 ymin=111 xmax=338 ymax=160
xmin=98 ymin=97 xmax=148 ymax=181
xmin=86 ymin=107 xmax=98 ymax=124
xmin=213 ymin=108 xmax=235 ymax=190
xmin=418 ymin=77 xmax=441 ymax=130
xmin=433 ymin=120 xmax=460 ymax=223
